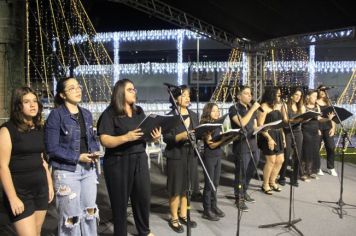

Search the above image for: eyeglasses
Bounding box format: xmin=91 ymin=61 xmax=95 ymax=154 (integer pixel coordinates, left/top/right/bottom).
xmin=65 ymin=85 xmax=82 ymax=94
xmin=127 ymin=88 xmax=137 ymax=94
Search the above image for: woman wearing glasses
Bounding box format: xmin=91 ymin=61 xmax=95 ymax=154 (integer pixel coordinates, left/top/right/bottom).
xmin=45 ymin=77 xmax=100 ymax=236
xmin=97 ymin=79 xmax=159 ymax=236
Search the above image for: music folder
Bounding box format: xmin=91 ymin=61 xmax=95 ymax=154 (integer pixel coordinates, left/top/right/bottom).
xmin=321 ymin=106 xmax=353 ymax=124
xmin=253 ymin=120 xmax=283 ymax=135
xmin=211 ymin=129 xmax=241 ymax=142
xmin=137 ymin=113 xmax=181 ymax=140
xmin=293 ymin=110 xmax=321 ymax=121
xmin=194 ymin=123 xmax=222 ymax=140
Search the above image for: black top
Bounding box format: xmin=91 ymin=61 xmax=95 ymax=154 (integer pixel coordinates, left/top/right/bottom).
xmin=229 ymin=103 xmax=257 ymax=154
xmin=319 ymin=104 xmax=332 ymax=130
xmin=284 ymin=106 xmax=302 ymax=132
xmin=1 ymin=121 xmax=44 ymax=174
xmin=74 ymin=110 xmax=88 ymax=154
xmin=97 ymin=105 xmax=146 ymax=156
xmin=302 ymin=105 xmax=320 ymax=134
xmin=204 ymin=126 xmax=224 ymax=158
xmin=163 ymin=109 xmax=199 ymax=160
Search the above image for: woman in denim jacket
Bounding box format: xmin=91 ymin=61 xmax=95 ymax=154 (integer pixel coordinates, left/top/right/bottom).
xmin=45 ymin=77 xmax=100 ymax=236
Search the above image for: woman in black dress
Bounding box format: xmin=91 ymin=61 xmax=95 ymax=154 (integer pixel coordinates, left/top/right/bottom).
xmin=278 ymin=87 xmax=305 ymax=187
xmin=163 ymin=85 xmax=199 ymax=233
xmin=257 ymin=87 xmax=285 ymax=194
xmin=0 ymin=87 xmax=53 ymax=235
xmin=316 ymin=85 xmax=337 ymax=176
xmin=98 ymin=79 xmax=160 ymax=236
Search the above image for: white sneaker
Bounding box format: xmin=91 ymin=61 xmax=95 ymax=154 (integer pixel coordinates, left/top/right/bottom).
xmin=329 ymin=168 xmax=338 ymax=176
xmin=317 ymin=169 xmax=324 ymax=176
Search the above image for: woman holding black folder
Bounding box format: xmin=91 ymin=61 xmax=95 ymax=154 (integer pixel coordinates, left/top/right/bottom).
xmin=257 ymin=87 xmax=285 ymax=194
xmin=278 ymin=87 xmax=305 ymax=187
xmin=301 ymin=89 xmax=334 ymax=181
xmin=200 ymin=102 xmax=229 ymax=221
xmin=163 ymin=85 xmax=199 ymax=233
xmin=317 ymin=86 xmax=337 ymax=176
xmin=97 ymin=79 xmax=160 ymax=236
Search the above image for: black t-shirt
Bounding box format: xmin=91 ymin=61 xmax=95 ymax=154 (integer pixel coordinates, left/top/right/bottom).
xmin=74 ymin=110 xmax=88 ymax=154
xmin=204 ymin=126 xmax=224 ymax=158
xmin=1 ymin=121 xmax=44 ymax=174
xmin=229 ymin=103 xmax=257 ymax=153
xmin=97 ymin=105 xmax=146 ymax=156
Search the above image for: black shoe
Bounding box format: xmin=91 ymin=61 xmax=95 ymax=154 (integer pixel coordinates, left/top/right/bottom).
xmin=211 ymin=207 xmax=225 ymax=218
xmin=202 ymin=210 xmax=220 ymax=221
xmin=179 ymin=216 xmax=197 ymax=228
xmin=235 ymin=201 xmax=249 ymax=212
xmin=191 ymin=192 xmax=203 ymax=202
xmin=244 ymin=193 xmax=256 ymax=203
xmin=278 ymin=179 xmax=286 ymax=186
xmin=168 ymin=218 xmax=184 ymax=233
xmin=290 ymin=181 xmax=299 ymax=187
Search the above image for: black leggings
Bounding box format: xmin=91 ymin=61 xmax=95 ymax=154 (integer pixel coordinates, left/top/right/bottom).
xmin=320 ymin=128 xmax=336 ymax=169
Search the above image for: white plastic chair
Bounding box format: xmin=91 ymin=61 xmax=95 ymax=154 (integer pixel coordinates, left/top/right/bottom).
xmin=146 ymin=137 xmax=165 ymax=172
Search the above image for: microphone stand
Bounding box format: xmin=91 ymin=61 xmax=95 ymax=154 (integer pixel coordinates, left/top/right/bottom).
xmin=166 ymin=86 xmax=216 ymax=236
xmin=258 ymin=98 xmax=304 ymax=236
xmin=317 ymin=90 xmax=355 ymax=219
xmin=228 ymin=88 xmax=261 ymax=236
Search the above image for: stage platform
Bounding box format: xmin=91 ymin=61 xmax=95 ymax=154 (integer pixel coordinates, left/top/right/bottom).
xmin=1 ymin=156 xmax=356 ymax=236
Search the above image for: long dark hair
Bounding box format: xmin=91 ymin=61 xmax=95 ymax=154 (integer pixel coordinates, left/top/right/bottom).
xmin=10 ymin=87 xmax=43 ymax=132
xmin=261 ymin=86 xmax=277 ymax=107
xmin=200 ymin=102 xmax=217 ymax=124
xmin=317 ymin=85 xmax=330 ymax=105
xmin=111 ymin=78 xmax=137 ymax=116
xmin=54 ymin=77 xmax=74 ymax=107
xmin=287 ymin=87 xmax=304 ymax=114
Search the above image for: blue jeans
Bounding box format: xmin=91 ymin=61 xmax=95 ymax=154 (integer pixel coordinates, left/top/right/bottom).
xmin=53 ymin=163 xmax=98 ymax=236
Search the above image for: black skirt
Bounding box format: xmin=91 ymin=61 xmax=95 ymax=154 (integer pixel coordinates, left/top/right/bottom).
xmin=166 ymin=145 xmax=197 ymax=197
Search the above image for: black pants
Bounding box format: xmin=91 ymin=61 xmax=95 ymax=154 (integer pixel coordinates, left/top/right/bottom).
xmin=202 ymin=156 xmax=221 ymax=211
xmin=234 ymin=151 xmax=259 ymax=197
xmin=103 ymin=152 xmax=151 ymax=236
xmin=279 ymin=130 xmax=303 ymax=183
xmin=320 ymin=129 xmax=336 ymax=169
xmin=302 ymin=128 xmax=321 ymax=175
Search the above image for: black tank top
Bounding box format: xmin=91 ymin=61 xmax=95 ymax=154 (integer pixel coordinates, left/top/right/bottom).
xmin=1 ymin=121 xmax=44 ymax=174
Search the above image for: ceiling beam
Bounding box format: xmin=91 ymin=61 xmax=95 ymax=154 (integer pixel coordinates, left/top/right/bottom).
xmin=108 ymin=0 xmax=249 ymax=49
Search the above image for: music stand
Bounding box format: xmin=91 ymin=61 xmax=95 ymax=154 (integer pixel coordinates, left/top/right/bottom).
xmin=317 ymin=90 xmax=355 ymax=219
xmin=258 ymin=99 xmax=305 ymax=236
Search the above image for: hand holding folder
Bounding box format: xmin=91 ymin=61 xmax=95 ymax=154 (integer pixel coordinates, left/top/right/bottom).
xmin=253 ymin=120 xmax=283 ymax=135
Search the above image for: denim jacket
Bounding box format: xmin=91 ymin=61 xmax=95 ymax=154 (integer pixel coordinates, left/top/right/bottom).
xmin=45 ymin=104 xmax=100 ymax=172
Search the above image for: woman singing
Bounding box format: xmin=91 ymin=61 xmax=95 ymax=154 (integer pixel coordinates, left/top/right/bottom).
xmin=97 ymin=79 xmax=159 ymax=236
xmin=45 ymin=77 xmax=100 ymax=235
xmin=163 ymin=85 xmax=199 ymax=233
xmin=0 ymin=87 xmax=53 ymax=235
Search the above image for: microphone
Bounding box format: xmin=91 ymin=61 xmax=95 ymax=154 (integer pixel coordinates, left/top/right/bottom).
xmin=250 ymin=99 xmax=264 ymax=113
xmin=163 ymin=82 xmax=179 ymax=88
xmin=317 ymin=86 xmax=335 ymax=91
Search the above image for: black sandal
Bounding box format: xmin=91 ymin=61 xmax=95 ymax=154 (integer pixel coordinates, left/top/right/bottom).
xmin=168 ymin=218 xmax=184 ymax=233
xmin=269 ymin=184 xmax=282 ymax=192
xmin=179 ymin=216 xmax=197 ymax=228
xmin=261 ymin=186 xmax=273 ymax=195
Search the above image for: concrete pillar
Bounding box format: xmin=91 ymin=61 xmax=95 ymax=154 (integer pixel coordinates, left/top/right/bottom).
xmin=0 ymin=0 xmax=25 ymax=122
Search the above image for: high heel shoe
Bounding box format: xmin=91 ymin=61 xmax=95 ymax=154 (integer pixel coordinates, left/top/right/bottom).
xmin=168 ymin=218 xmax=184 ymax=233
xmin=261 ymin=186 xmax=273 ymax=195
xmin=269 ymin=184 xmax=282 ymax=192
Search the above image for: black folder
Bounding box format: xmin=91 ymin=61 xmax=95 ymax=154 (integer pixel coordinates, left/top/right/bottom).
xmin=211 ymin=129 xmax=241 ymax=142
xmin=321 ymin=106 xmax=353 ymax=124
xmin=293 ymin=110 xmax=321 ymax=121
xmin=253 ymin=120 xmax=283 ymax=135
xmin=137 ymin=114 xmax=181 ymax=140
xmin=194 ymin=123 xmax=222 ymax=139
